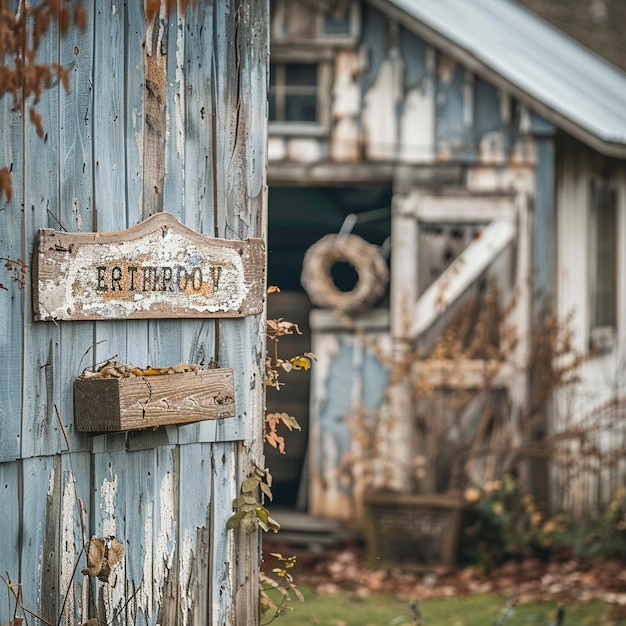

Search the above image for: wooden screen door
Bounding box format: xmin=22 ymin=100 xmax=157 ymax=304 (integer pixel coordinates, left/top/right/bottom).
xmin=387 ymin=187 xmax=532 ymax=492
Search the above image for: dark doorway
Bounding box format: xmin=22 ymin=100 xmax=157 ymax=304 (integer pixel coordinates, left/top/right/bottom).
xmin=266 ymin=184 xmax=392 ymax=509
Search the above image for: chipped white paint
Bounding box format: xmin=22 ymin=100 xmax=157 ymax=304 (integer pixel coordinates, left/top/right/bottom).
xmin=175 ymin=14 xmax=186 ymax=165
xmin=467 ymin=166 xmax=535 ymax=194
xmin=519 ymin=104 xmax=531 ymax=134
xmin=100 ymin=468 xmax=119 ymax=538
xmin=180 ymin=529 xmax=195 ymax=626
xmin=81 ymin=575 xmax=89 ymax=625
xmin=48 ymin=466 xmax=56 ymax=496
xmin=38 ymin=230 xmax=246 ymax=319
xmin=362 ymin=48 xmax=404 ymax=161
xmin=286 ymin=138 xmax=322 ymax=162
xmin=61 ymin=474 xmax=76 ymax=626
xmin=331 ymin=117 xmax=361 ymax=162
xmin=399 ymin=83 xmax=435 ymax=163
xmin=99 ymin=467 xmax=126 ymax=623
xmin=478 ymin=130 xmax=505 ymax=165
xmin=139 ymin=501 xmax=154 ymax=620
xmin=155 ymin=472 xmax=176 ymax=608
xmin=332 ymin=51 xmax=361 ymax=118
xmin=34 ymin=213 xmax=265 ymax=320
xmin=330 ymin=50 xmax=361 ymax=162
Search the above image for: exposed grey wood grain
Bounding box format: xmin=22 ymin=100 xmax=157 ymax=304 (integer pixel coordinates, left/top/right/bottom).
xmin=92 ymin=450 xmax=128 ymax=626
xmin=74 ymin=369 xmax=235 ymax=432
xmin=59 ymin=451 xmax=91 ymax=626
xmin=21 ymin=14 xmax=62 ymax=460
xmin=0 ymin=461 xmax=20 ymax=621
xmin=178 ymin=443 xmax=212 ymax=626
xmin=0 ymin=72 xmax=22 ymax=463
xmin=58 ymin=0 xmax=96 ymax=455
xmin=209 ymin=442 xmax=237 ymax=626
xmin=216 ymin=1 xmax=268 ymax=621
xmin=154 ymin=446 xmax=180 ymax=626
xmin=20 ymin=456 xmax=60 ymax=624
xmin=123 ymin=448 xmax=156 ymax=624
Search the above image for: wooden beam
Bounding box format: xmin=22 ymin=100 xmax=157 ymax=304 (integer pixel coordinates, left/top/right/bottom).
xmin=414 ymin=193 xmax=516 ymax=222
xmin=411 ymin=218 xmax=515 ymax=339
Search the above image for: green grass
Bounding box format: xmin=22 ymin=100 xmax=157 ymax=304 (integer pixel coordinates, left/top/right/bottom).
xmin=265 ymin=585 xmax=612 ymax=626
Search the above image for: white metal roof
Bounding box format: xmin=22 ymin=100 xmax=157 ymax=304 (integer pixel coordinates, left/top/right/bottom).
xmin=369 ymin=0 xmax=626 ymax=156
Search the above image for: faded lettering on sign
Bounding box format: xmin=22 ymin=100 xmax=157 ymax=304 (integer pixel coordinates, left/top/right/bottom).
xmin=34 ymin=213 xmax=265 ymax=321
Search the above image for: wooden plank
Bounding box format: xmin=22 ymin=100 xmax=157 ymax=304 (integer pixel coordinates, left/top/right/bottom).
xmin=411 ymin=218 xmax=516 ymax=339
xmin=145 ymin=6 xmax=186 ymax=444
xmin=92 ymin=0 xmax=130 ymax=442
xmin=212 ymin=0 xmax=268 ymax=621
xmin=21 ymin=12 xmax=63 ymax=459
xmin=0 ymin=461 xmax=20 ymax=621
xmin=178 ymin=443 xmax=212 ymax=626
xmin=435 ymin=58 xmax=476 ymax=162
xmin=122 ymin=448 xmax=156 ymax=624
xmin=154 ymin=446 xmax=180 ymax=626
xmin=58 ymin=451 xmax=91 ymax=626
xmin=209 ymin=442 xmax=237 ymax=626
xmin=20 ymin=456 xmax=61 ymax=625
xmin=178 ymin=0 xmax=219 ymax=446
xmin=58 ymin=0 xmax=96 ymax=455
xmin=413 ymin=192 xmax=516 ymax=222
xmin=74 ymin=368 xmax=236 ymax=432
xmin=91 ymin=451 xmax=128 ymax=626
xmin=124 ymin=0 xmax=152 ymax=420
xmin=34 ymin=213 xmax=266 ymax=321
xmin=0 ymin=57 xmax=23 ymax=463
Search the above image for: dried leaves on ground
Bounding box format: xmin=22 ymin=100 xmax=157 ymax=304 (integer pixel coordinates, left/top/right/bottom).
xmin=288 ymin=545 xmax=626 ymax=608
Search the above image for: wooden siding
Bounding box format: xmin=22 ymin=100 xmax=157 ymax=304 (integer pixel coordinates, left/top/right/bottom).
xmin=268 ymin=2 xmax=543 ymax=176
xmin=308 ymin=311 xmax=391 ymax=520
xmin=554 ymin=140 xmax=626 ymax=517
xmin=0 ymin=2 xmax=267 ymax=625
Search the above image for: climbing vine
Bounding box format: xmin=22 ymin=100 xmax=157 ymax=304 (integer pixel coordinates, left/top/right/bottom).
xmin=228 ymin=286 xmax=314 ymax=622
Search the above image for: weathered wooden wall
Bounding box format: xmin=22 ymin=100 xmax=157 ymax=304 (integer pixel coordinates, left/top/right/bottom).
xmin=268 ymin=1 xmax=542 ymax=179
xmin=0 ymin=1 xmax=267 ymax=625
xmin=554 ymin=139 xmax=626 ymax=516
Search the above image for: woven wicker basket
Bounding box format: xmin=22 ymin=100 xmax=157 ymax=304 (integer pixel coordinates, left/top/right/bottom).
xmin=363 ymin=491 xmax=464 ymax=569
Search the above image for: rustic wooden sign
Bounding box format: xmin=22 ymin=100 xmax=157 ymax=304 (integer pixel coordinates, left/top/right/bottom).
xmin=74 ymin=368 xmax=235 ymax=432
xmin=33 ymin=213 xmax=265 ymax=320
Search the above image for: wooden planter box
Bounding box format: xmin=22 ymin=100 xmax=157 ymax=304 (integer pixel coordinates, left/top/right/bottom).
xmin=363 ymin=491 xmax=464 ymax=570
xmin=74 ymin=368 xmax=235 ymax=432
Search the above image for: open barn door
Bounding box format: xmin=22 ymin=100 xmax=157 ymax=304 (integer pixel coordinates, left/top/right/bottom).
xmin=387 ymin=187 xmax=532 ymax=493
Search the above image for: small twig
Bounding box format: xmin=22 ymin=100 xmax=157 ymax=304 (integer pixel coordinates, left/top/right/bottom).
xmin=82 ymin=354 xmax=118 ymax=376
xmin=46 ymin=208 xmax=67 ymax=232
xmin=78 ymin=340 xmax=108 ymax=373
xmin=108 ymin=582 xmax=142 ymax=625
xmin=55 ymin=545 xmax=86 ymax=626
xmin=2 ymin=574 xmax=54 ymax=626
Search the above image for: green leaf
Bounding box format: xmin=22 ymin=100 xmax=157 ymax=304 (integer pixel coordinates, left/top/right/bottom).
xmin=226 ymin=510 xmax=245 ymax=530
xmin=256 ymin=506 xmax=270 ymax=525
